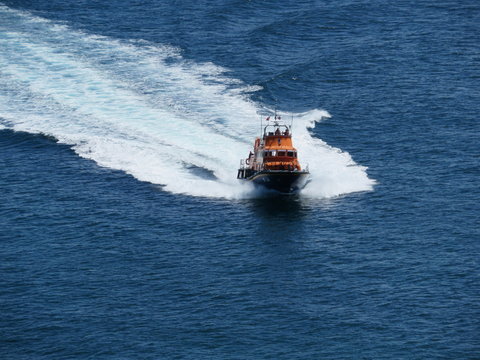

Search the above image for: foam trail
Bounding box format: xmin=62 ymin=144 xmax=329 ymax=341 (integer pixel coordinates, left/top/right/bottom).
xmin=0 ymin=5 xmax=375 ymax=199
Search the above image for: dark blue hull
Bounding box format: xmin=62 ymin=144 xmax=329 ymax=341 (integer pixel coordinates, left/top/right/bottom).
xmin=246 ymin=170 xmax=310 ymax=193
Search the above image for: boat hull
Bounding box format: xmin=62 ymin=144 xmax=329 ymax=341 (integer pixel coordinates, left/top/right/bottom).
xmin=245 ymin=170 xmax=310 ymax=193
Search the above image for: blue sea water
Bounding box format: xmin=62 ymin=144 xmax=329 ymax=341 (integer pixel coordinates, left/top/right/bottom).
xmin=1 ymin=0 xmax=479 ymax=358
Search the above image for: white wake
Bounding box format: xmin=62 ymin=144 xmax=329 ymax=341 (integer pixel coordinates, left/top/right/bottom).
xmin=0 ymin=5 xmax=375 ymax=199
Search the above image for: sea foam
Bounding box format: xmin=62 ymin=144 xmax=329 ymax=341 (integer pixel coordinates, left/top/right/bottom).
xmin=0 ymin=5 xmax=375 ymax=199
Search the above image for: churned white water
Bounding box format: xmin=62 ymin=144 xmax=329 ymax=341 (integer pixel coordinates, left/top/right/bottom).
xmin=0 ymin=5 xmax=375 ymax=199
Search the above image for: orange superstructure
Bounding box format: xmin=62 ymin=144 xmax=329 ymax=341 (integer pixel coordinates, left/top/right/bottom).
xmin=248 ymin=126 xmax=302 ymax=171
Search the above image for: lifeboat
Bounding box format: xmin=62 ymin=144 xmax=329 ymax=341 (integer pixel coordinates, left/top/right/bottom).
xmin=237 ymin=116 xmax=310 ymax=193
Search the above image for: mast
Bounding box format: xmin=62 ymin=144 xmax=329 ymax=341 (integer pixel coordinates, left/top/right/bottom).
xmin=260 ymin=114 xmax=262 ymax=137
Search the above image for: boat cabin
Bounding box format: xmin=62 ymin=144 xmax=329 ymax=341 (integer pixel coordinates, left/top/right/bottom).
xmin=253 ymin=122 xmax=302 ymax=171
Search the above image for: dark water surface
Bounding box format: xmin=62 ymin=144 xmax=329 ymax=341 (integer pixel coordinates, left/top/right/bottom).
xmin=1 ymin=0 xmax=479 ymax=359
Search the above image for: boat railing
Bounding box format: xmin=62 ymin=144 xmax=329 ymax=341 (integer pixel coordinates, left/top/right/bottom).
xmin=263 ymin=124 xmax=291 ymax=138
xmin=239 ymin=159 xmax=263 ymax=171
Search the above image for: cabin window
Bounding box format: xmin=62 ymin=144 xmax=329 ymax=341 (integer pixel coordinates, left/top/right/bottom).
xmin=287 ymin=151 xmax=294 ymax=157
xmin=278 ymin=151 xmax=286 ymax=157
xmin=271 ymin=150 xmax=276 ymax=156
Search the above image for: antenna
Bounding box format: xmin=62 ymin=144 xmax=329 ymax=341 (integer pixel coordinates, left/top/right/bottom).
xmin=260 ymin=114 xmax=262 ymax=137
